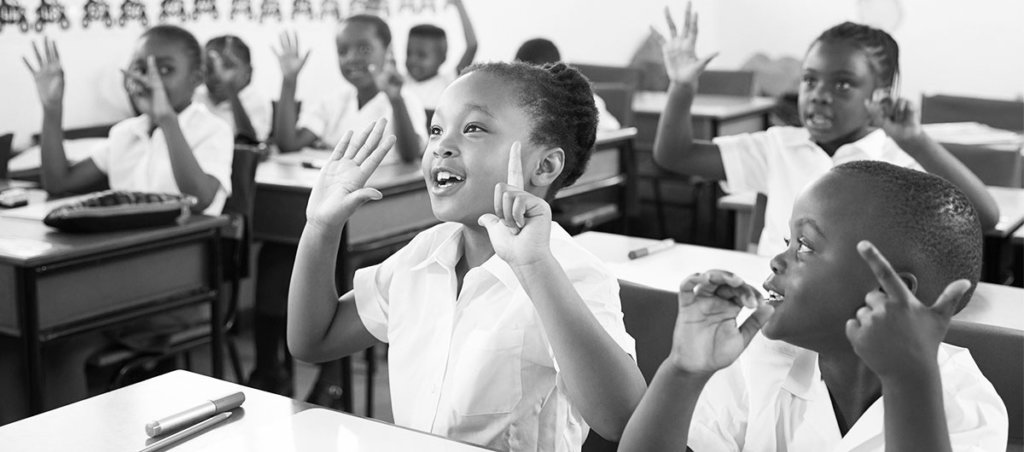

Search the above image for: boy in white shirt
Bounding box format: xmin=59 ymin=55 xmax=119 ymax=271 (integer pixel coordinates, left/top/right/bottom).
xmin=195 ymin=35 xmax=272 ymax=143
xmin=404 ymin=0 xmax=477 ymax=110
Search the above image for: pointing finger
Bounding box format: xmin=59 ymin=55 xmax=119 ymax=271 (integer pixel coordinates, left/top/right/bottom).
xmin=857 ymin=240 xmax=913 ymax=303
xmin=932 ymin=279 xmax=970 ymax=318
xmin=507 ymin=141 xmax=524 ymax=188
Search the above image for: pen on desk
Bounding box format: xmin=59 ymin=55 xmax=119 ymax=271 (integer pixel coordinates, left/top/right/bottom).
xmin=145 ymin=391 xmax=245 ymax=437
xmin=301 ymin=160 xmax=324 ymax=169
xmin=139 ymin=411 xmax=232 ymax=452
xmin=628 ymin=238 xmax=674 ymax=260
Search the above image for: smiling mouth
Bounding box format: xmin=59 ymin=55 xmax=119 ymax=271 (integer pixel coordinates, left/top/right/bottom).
xmin=430 ymin=168 xmax=466 ymax=192
xmin=766 ymin=290 xmax=785 ymax=307
xmin=805 ymin=113 xmax=833 ymax=129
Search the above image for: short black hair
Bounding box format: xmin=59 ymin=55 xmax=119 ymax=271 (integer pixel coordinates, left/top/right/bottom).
xmin=206 ymin=35 xmax=251 ymax=66
xmin=514 ymin=38 xmax=561 ymax=66
xmin=462 ymin=61 xmax=598 ymax=194
xmin=813 ymin=22 xmax=901 ymax=95
xmin=142 ymin=24 xmax=202 ymax=72
xmin=343 ymin=14 xmax=392 ymax=47
xmin=408 ymin=24 xmax=448 ymax=55
xmin=831 ymin=161 xmax=982 ymax=311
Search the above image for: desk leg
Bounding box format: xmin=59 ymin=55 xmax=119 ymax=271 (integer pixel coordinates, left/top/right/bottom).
xmin=208 ymin=232 xmax=224 ymax=379
xmin=17 ymin=268 xmax=43 ymax=414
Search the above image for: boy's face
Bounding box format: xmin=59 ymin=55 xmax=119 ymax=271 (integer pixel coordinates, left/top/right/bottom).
xmin=405 ymin=36 xmax=445 ymax=82
xmin=422 ymin=71 xmax=550 ymax=225
xmin=799 ymin=40 xmax=881 ymax=147
xmin=125 ymin=35 xmax=201 ymax=114
xmin=336 ymin=21 xmax=387 ymax=91
xmin=761 ymin=173 xmax=889 ymax=352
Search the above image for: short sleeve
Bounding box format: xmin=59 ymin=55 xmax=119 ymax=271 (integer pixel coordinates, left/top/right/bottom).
xmin=295 ymin=96 xmax=330 ymax=140
xmin=188 ymin=119 xmax=234 ymax=215
xmin=939 ymin=345 xmax=1009 ymax=452
xmin=571 ymin=270 xmax=636 ymax=360
xmin=352 ymin=234 xmax=426 ymax=343
xmin=89 ymin=137 xmax=112 ymax=174
xmin=244 ymin=94 xmax=273 ymax=142
xmin=713 ymin=130 xmax=775 ymax=195
xmin=686 ymin=359 xmax=749 ymax=452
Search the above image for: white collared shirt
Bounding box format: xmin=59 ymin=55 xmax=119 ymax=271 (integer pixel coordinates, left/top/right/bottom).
xmin=296 ymin=86 xmax=428 ymax=165
xmin=715 ymin=127 xmax=922 ymax=257
xmin=353 ymin=222 xmax=636 ymax=452
xmin=404 ymin=71 xmax=456 ymax=111
xmin=193 ymin=84 xmax=273 ymax=141
xmin=688 ymin=335 xmax=1008 ymax=452
xmin=89 ymin=103 xmax=233 ymax=215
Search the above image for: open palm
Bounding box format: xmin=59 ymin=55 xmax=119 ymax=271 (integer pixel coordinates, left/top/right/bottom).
xmin=274 ymin=31 xmax=310 ymax=81
xmin=23 ymin=37 xmax=65 ymax=110
xmin=655 ymin=2 xmax=717 ymax=85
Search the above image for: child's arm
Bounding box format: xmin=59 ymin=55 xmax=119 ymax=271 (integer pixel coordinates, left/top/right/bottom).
xmin=867 ymin=98 xmax=1000 ymax=231
xmin=25 ymin=38 xmax=106 ymax=195
xmin=849 ymin=241 xmax=967 ymax=452
xmin=651 ymin=3 xmax=726 ymax=180
xmin=287 ymin=119 xmax=394 ymax=362
xmin=451 ymin=0 xmax=477 ymax=74
xmin=209 ymin=48 xmax=258 ymax=143
xmin=272 ymin=31 xmax=317 ymax=153
xmin=374 ymin=59 xmax=423 ymax=163
xmin=619 ymin=270 xmax=772 ymax=451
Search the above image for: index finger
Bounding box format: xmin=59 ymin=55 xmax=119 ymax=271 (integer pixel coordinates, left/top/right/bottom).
xmin=146 ymin=56 xmax=164 ymax=87
xmin=506 ymin=141 xmax=524 ymax=188
xmin=857 ymin=240 xmax=913 ymax=301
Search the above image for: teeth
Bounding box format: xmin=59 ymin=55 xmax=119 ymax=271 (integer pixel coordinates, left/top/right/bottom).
xmin=767 ymin=291 xmax=785 ymax=304
xmin=434 ymin=171 xmax=464 ymax=184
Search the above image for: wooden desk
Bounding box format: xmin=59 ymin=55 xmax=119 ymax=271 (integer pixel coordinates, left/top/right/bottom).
xmin=0 ymin=370 xmax=493 ymax=451
xmin=0 ymin=213 xmax=228 ymax=414
xmin=574 ymin=231 xmax=1024 ymax=333
xmin=631 ymin=92 xmax=777 ymax=149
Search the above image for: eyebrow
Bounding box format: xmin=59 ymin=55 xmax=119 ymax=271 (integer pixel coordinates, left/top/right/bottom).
xmin=465 ymin=104 xmax=494 ymax=118
xmin=795 ymin=218 xmax=826 ymax=238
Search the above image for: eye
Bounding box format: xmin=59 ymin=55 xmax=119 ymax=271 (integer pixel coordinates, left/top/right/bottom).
xmin=158 ymin=66 xmax=172 ymax=76
xmin=796 ymin=237 xmax=813 ymax=253
xmin=834 ymin=80 xmax=852 ymax=92
xmin=429 ymin=125 xmax=443 ymax=137
xmin=800 ymin=75 xmax=817 ymax=87
xmin=463 ymin=124 xmax=485 ymax=133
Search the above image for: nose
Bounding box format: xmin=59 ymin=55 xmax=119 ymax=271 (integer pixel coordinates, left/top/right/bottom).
xmin=810 ymin=84 xmax=832 ymax=104
xmin=769 ymin=251 xmax=787 ymax=275
xmin=432 ymin=132 xmax=460 ymax=158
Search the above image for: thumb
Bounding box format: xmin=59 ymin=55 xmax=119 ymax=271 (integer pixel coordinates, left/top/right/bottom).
xmin=348 ymin=187 xmax=383 ymax=205
xmin=477 ymin=213 xmax=508 ymax=238
xmin=845 ymin=318 xmax=860 ymax=344
xmin=932 ymin=279 xmax=970 ymax=318
xmin=698 ymin=52 xmax=719 ymax=70
xmin=738 ymin=303 xmax=773 ymax=345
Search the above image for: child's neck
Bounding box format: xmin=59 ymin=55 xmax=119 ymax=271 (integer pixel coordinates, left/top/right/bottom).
xmin=356 ymin=85 xmax=380 ymax=109
xmin=814 ymin=126 xmax=877 ymax=157
xmin=818 ymin=350 xmax=882 ymax=436
xmin=454 ymin=224 xmax=496 ymax=295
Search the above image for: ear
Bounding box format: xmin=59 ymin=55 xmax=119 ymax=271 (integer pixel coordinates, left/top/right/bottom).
xmin=529 ymin=147 xmax=564 ymax=189
xmin=896 ymin=272 xmax=918 ymax=294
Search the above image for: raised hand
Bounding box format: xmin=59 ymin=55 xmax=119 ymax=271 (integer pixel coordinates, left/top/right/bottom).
xmin=865 ymin=90 xmax=924 ymax=143
xmin=652 ymin=2 xmax=718 ymax=86
xmin=23 ymin=37 xmax=65 ymax=110
xmin=121 ymin=56 xmax=177 ymax=124
xmin=208 ymin=48 xmax=248 ymax=95
xmin=372 ymin=52 xmax=403 ymax=98
xmin=667 ymin=270 xmax=771 ymax=376
xmin=477 ymin=142 xmax=553 ymax=267
xmin=273 ymin=31 xmax=310 ymax=82
xmin=306 ymin=118 xmax=396 ymax=230
xmin=846 ymin=241 xmax=968 ymax=379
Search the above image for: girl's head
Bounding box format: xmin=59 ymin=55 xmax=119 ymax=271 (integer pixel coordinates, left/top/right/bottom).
xmin=126 ymin=25 xmax=203 ymax=114
xmin=336 ymin=14 xmax=391 ymax=91
xmin=204 ymin=35 xmax=252 ymax=102
xmin=423 ymin=61 xmax=598 ymax=225
xmin=800 ymin=22 xmax=900 ymax=147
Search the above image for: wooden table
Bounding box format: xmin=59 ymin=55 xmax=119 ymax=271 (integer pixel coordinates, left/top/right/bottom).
xmin=0 ymin=209 xmax=228 ymax=414
xmin=0 ymin=370 xmax=494 ymax=451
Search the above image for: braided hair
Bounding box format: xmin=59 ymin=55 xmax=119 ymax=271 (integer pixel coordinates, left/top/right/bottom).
xmin=463 ymin=61 xmax=598 ymax=194
xmin=813 ymin=22 xmax=901 ymax=96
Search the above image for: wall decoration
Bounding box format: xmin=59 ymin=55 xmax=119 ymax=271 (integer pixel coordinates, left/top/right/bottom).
xmin=349 ymin=0 xmax=386 ymax=16
xmin=319 ymin=0 xmax=337 ymax=20
xmin=82 ymin=0 xmax=113 ymax=28
xmin=34 ymin=0 xmax=71 ymax=31
xmin=192 ymin=0 xmax=216 ymax=19
xmin=159 ymin=0 xmax=187 ymax=21
xmin=118 ymin=0 xmax=147 ymax=26
xmin=291 ymin=0 xmax=312 ymax=19
xmin=397 ymin=0 xmax=431 ymax=14
xmin=1 ymin=0 xmax=31 ymax=32
xmin=258 ymin=0 xmax=280 ymax=22
xmin=229 ymin=0 xmax=252 ymax=19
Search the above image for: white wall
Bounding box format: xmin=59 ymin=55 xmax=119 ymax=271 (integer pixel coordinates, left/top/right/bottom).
xmin=2 ymin=0 xmax=1021 ymax=149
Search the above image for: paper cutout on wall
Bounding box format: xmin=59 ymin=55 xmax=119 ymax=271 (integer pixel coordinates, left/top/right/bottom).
xmin=34 ymin=0 xmax=71 ymax=31
xmin=82 ymin=0 xmax=114 ymax=28
xmin=319 ymin=0 xmax=337 ymax=20
xmin=118 ymin=0 xmax=147 ymax=26
xmin=291 ymin=0 xmax=312 ymax=19
xmin=230 ymin=0 xmax=252 ymax=19
xmin=259 ymin=0 xmax=281 ymax=22
xmin=349 ymin=0 xmax=387 ymax=16
xmin=159 ymin=0 xmax=188 ymax=21
xmin=1 ymin=0 xmax=31 ymax=32
xmin=397 ymin=0 xmax=432 ymax=14
xmin=192 ymin=0 xmax=216 ymax=19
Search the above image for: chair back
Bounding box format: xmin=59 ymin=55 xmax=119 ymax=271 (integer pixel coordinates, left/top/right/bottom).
xmin=222 ymin=143 xmax=262 ymax=279
xmin=572 ymin=63 xmax=643 ymax=91
xmin=0 ymin=133 xmax=12 ymax=179
xmin=921 ymin=94 xmax=1024 ymax=132
xmin=698 ymin=70 xmax=757 ymax=97
xmin=592 ymin=82 xmax=636 ymax=127
xmin=619 ymin=279 xmax=678 ymax=383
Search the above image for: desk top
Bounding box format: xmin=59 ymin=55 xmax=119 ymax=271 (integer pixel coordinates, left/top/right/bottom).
xmin=574 ymin=231 xmax=1024 ymax=332
xmin=632 ymin=91 xmax=777 ymax=119
xmin=0 ymin=370 xmax=493 ymax=452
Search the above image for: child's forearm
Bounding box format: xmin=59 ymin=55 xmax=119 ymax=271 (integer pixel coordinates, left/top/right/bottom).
xmin=227 ymin=91 xmax=258 ymax=143
xmin=454 ymin=0 xmax=477 ymax=73
xmin=287 ymin=221 xmax=345 ymax=361
xmin=512 ymin=254 xmax=647 ymax=441
xmin=39 ymin=105 xmax=70 ymax=193
xmin=275 ymin=79 xmax=305 ymax=152
xmin=387 ymin=95 xmax=423 ymax=163
xmin=880 ymin=364 xmax=952 ymax=452
xmin=619 ymin=362 xmax=711 ymax=452
xmin=897 ymin=134 xmax=999 ymax=231
xmin=653 ymin=82 xmax=723 ymax=179
xmin=157 ymin=115 xmax=220 ymax=211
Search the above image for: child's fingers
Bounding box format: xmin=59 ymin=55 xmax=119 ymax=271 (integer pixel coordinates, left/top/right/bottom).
xmin=50 ymin=39 xmax=61 ymax=64
xmin=507 ymin=141 xmax=523 ymax=188
xmin=328 ymin=130 xmax=354 ymax=161
xmin=857 ymin=240 xmax=914 ymax=303
xmin=360 ymin=135 xmax=396 ymax=173
xmin=301 ymin=50 xmax=311 ymax=68
xmin=691 ymin=11 xmax=699 ymax=40
xmin=845 ymin=318 xmax=861 ymax=343
xmin=501 ymin=191 xmax=517 ymax=229
xmin=23 ymin=56 xmax=37 ymax=75
xmin=354 ymin=118 xmax=388 ymax=163
xmin=493 ymin=182 xmax=504 ymax=220
xmin=663 ymin=6 xmax=678 ymax=38
xmin=682 ymin=2 xmax=692 ymax=37
xmin=932 ymin=279 xmax=970 ymax=318
xmin=146 ymin=56 xmax=164 ymax=87
xmin=511 ymin=194 xmax=527 ymax=229
xmin=32 ymin=40 xmax=44 ymax=66
xmin=344 ymin=120 xmax=379 ymax=160
xmin=738 ymin=303 xmax=773 ymax=345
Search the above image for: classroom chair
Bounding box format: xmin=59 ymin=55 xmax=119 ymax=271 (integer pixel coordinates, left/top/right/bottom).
xmin=945 ymin=321 xmax=1024 ymax=451
xmin=0 ymin=133 xmax=12 ymax=179
xmin=572 ymin=63 xmax=644 ymax=91
xmin=921 ymin=94 xmax=1024 ymax=132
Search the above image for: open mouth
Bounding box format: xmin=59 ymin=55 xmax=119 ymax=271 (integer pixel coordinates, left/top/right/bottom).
xmin=804 ymin=113 xmax=833 ymax=129
xmin=763 ymin=281 xmax=785 ymax=307
xmin=430 ymin=167 xmax=466 ymax=192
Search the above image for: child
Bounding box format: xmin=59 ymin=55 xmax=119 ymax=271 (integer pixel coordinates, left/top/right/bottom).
xmin=619 ymin=161 xmax=1008 ymax=451
xmin=195 ymin=35 xmax=272 ymax=143
xmin=514 ymin=38 xmax=623 ymax=131
xmin=404 ymin=0 xmax=477 ymax=110
xmin=287 ymin=62 xmax=647 ymax=451
xmin=26 ymin=27 xmax=233 ymax=215
xmin=652 ymin=3 xmax=999 ymax=257
xmin=273 ymin=15 xmax=426 ymax=163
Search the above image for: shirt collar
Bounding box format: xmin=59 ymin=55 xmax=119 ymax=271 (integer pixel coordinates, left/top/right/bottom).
xmin=781 ymin=348 xmax=822 ymax=400
xmin=832 ymin=128 xmax=890 ymax=161
xmin=126 ymin=102 xmax=203 ymax=137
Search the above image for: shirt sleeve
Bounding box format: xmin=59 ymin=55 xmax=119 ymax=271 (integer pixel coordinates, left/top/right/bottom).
xmin=686 ymin=359 xmax=748 ymax=452
xmin=188 ymin=119 xmax=234 ymax=215
xmin=295 ymin=96 xmax=329 ymax=140
xmin=939 ymin=345 xmax=1009 ymax=452
xmin=713 ymin=129 xmax=775 ymax=195
xmin=352 ymin=234 xmax=425 ymax=343
xmin=89 ymin=137 xmax=112 ymax=174
xmin=244 ymin=92 xmax=273 ymax=142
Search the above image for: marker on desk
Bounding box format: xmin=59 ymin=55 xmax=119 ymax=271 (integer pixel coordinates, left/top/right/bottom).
xmin=145 ymin=391 xmax=244 ymax=437
xmin=139 ymin=412 xmax=232 ymax=452
xmin=301 ymin=160 xmax=324 ymax=169
xmin=628 ymin=238 xmax=674 ymax=260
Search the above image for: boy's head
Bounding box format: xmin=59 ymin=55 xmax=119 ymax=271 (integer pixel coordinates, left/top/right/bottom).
xmin=762 ymin=161 xmax=982 ymax=353
xmin=422 ymin=61 xmax=598 ymax=225
xmin=514 ymin=38 xmax=561 ymax=66
xmin=203 ymin=35 xmax=252 ymax=102
xmin=336 ymin=14 xmax=391 ymax=91
xmin=800 ymin=22 xmax=900 ymax=147
xmin=126 ymin=25 xmax=204 ymax=114
xmin=406 ymin=24 xmax=447 ymax=82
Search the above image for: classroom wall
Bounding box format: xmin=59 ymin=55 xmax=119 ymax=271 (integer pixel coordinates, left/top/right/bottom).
xmin=2 ymin=0 xmax=1021 ymax=149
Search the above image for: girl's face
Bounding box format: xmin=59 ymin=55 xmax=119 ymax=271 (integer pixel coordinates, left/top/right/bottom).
xmin=422 ymin=71 xmax=545 ymax=225
xmin=335 ymin=21 xmax=387 ymax=90
xmin=125 ymin=35 xmax=201 ymax=114
xmin=798 ymin=40 xmax=882 ymax=147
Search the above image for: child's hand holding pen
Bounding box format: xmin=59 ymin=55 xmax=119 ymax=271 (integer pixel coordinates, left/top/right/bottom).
xmin=23 ymin=37 xmax=65 ymax=111
xmin=478 ymin=141 xmax=554 ymax=267
xmin=652 ymin=1 xmax=718 ymax=87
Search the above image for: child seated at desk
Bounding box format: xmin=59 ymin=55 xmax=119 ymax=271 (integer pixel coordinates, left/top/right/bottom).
xmin=287 ymin=62 xmax=646 ymax=451
xmin=651 ymin=3 xmax=998 ymax=256
xmin=619 ymin=160 xmax=1008 ymax=451
xmin=194 ymin=35 xmax=272 ymax=143
xmin=404 ymin=0 xmax=477 ymax=110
